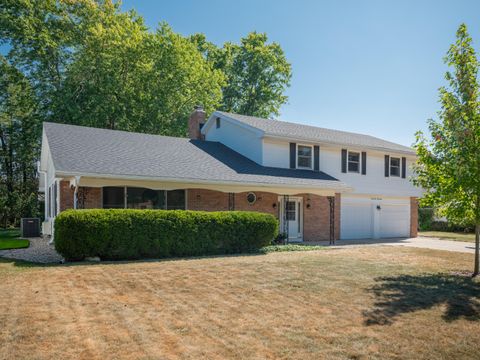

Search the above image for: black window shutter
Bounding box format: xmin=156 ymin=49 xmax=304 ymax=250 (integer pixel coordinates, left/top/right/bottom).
xmin=401 ymin=157 xmax=406 ymax=178
xmin=341 ymin=149 xmax=347 ymax=173
xmin=384 ymin=155 xmax=390 ymax=177
xmin=289 ymin=143 xmax=296 ymax=169
xmin=314 ymin=145 xmax=320 ymax=171
xmin=361 ymin=152 xmax=367 ymax=175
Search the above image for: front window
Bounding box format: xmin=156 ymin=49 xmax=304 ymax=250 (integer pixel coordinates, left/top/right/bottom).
xmin=166 ymin=190 xmax=186 ymax=210
xmin=390 ymin=157 xmax=400 ymax=176
xmin=297 ymin=145 xmax=312 ymax=169
xmin=127 ymin=188 xmax=165 ymax=209
xmin=102 ymin=187 xmax=185 ymax=210
xmin=348 ymin=152 xmax=360 ymax=173
xmin=103 ymin=187 xmax=125 ymax=208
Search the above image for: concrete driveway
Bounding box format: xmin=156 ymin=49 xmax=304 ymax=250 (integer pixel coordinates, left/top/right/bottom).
xmin=325 ymin=236 xmax=476 ymax=254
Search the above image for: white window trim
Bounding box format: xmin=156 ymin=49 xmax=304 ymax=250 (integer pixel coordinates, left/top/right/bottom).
xmin=347 ymin=151 xmax=361 ymax=174
xmin=296 ymin=144 xmax=313 ymax=170
xmin=390 ymin=157 xmax=401 ymax=177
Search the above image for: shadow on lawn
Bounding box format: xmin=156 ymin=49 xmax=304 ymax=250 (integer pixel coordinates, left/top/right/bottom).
xmin=364 ymin=273 xmax=480 ymax=325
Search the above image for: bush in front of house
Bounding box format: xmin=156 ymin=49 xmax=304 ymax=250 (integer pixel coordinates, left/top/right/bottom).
xmin=54 ymin=209 xmax=278 ymax=261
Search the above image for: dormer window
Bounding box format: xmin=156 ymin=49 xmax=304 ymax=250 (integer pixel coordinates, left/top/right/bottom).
xmin=297 ymin=145 xmax=312 ymax=169
xmin=216 ymin=117 xmax=221 ymax=128
xmin=390 ymin=157 xmax=400 ymax=176
xmin=348 ymin=151 xmax=360 ymax=173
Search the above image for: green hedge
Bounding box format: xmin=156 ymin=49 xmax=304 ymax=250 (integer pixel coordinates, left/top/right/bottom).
xmin=54 ymin=209 xmax=278 ymax=261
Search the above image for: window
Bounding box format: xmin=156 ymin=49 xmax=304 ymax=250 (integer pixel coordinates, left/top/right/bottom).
xmin=166 ymin=190 xmax=186 ymax=210
xmin=216 ymin=117 xmax=221 ymax=128
xmin=102 ymin=187 xmax=185 ymax=210
xmin=348 ymin=151 xmax=360 ymax=173
xmin=286 ymin=201 xmax=296 ymax=221
xmin=390 ymin=157 xmax=400 ymax=177
xmin=246 ymin=192 xmax=256 ymax=205
xmin=297 ymin=145 xmax=312 ymax=169
xmin=103 ymin=187 xmax=125 ymax=208
xmin=127 ymin=188 xmax=165 ymax=209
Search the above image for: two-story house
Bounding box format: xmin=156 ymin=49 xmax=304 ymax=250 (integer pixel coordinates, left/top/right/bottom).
xmin=39 ymin=107 xmax=421 ymax=241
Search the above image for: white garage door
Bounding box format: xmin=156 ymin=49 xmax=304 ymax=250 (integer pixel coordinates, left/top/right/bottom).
xmin=379 ymin=204 xmax=410 ymax=238
xmin=341 ymin=198 xmax=410 ymax=239
xmin=341 ymin=202 xmax=373 ymax=239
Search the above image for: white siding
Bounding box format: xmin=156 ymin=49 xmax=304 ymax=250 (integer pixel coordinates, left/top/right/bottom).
xmin=320 ymin=146 xmax=421 ymax=197
xmin=263 ymin=138 xmax=290 ymax=168
xmin=261 ymin=137 xmax=421 ymax=197
xmin=204 ymin=118 xmax=263 ymax=164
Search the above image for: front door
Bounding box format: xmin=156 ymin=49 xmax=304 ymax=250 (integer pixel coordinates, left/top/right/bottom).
xmin=280 ymin=197 xmax=303 ymax=241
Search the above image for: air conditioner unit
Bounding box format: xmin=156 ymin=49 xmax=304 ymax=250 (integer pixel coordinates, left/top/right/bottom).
xmin=20 ymin=218 xmax=40 ymax=238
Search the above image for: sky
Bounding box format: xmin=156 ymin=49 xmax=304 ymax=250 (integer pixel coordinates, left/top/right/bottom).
xmin=119 ymin=0 xmax=480 ymax=147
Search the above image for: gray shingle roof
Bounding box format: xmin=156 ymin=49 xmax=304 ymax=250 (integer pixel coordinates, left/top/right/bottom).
xmin=43 ymin=122 xmax=349 ymax=190
xmin=215 ymin=111 xmax=415 ymax=155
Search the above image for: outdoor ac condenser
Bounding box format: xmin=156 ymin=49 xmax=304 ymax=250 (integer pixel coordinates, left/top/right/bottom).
xmin=20 ymin=218 xmax=40 ymax=238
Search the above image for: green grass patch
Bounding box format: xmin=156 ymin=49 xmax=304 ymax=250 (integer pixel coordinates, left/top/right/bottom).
xmin=0 ymin=228 xmax=29 ymax=250
xmin=419 ymin=231 xmax=476 ymax=243
xmin=259 ymin=244 xmax=325 ymax=253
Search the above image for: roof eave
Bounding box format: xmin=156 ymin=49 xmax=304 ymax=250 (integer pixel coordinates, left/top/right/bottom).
xmin=54 ymin=170 xmax=353 ymax=194
xmin=263 ymin=134 xmax=416 ymax=156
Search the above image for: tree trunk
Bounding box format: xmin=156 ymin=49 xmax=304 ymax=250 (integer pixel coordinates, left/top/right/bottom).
xmin=474 ymin=223 xmax=479 ymax=277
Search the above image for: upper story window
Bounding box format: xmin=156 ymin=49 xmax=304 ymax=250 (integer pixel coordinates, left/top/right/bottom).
xmin=216 ymin=117 xmax=221 ymax=128
xmin=390 ymin=157 xmax=401 ymax=177
xmin=348 ymin=151 xmax=360 ymax=173
xmin=297 ymin=145 xmax=312 ymax=169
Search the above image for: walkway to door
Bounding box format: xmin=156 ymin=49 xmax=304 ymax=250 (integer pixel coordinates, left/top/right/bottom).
xmin=314 ymin=236 xmax=476 ymax=254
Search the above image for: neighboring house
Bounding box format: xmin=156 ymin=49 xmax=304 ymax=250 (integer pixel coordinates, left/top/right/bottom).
xmin=39 ymin=107 xmax=421 ymax=242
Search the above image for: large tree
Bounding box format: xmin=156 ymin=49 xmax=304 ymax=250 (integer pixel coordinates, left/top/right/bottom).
xmin=0 ymin=57 xmax=40 ymax=226
xmin=414 ymin=24 xmax=480 ymax=276
xmin=192 ymin=32 xmax=292 ymax=118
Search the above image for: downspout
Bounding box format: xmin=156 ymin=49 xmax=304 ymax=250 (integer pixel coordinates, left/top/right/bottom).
xmin=37 ymin=162 xmax=48 ymax=240
xmin=73 ymin=176 xmax=81 ymax=210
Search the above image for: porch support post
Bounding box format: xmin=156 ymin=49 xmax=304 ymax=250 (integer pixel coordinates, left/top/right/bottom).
xmin=228 ymin=193 xmax=235 ymax=211
xmin=283 ymin=195 xmax=289 ymax=244
xmin=328 ymin=196 xmax=335 ymax=245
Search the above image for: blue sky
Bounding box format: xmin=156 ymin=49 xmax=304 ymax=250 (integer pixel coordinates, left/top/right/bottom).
xmin=121 ymin=0 xmax=480 ymax=146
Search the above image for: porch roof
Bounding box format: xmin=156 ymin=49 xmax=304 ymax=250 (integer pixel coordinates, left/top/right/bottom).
xmin=44 ymin=122 xmax=352 ymax=195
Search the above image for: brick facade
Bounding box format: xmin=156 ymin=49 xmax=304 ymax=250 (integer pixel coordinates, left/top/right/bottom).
xmin=186 ymin=189 xmax=340 ymax=242
xmin=59 ymin=181 xmax=102 ymax=211
xmin=410 ymin=197 xmax=418 ymax=238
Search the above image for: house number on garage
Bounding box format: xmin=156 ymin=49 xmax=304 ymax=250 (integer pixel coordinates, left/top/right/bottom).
xmin=370 ymin=197 xmax=382 ymax=201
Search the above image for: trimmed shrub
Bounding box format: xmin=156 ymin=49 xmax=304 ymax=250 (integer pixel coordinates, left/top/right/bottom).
xmin=54 ymin=209 xmax=278 ymax=261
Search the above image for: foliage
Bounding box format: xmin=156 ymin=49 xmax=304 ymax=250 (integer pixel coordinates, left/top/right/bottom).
xmin=192 ymin=32 xmax=292 ymax=118
xmin=55 ymin=17 xmax=225 ymax=136
xmin=413 ymin=24 xmax=480 ymax=275
xmin=0 ymin=57 xmax=40 ymax=226
xmin=0 ymin=0 xmax=291 ymax=225
xmin=418 ymin=207 xmax=435 ymax=231
xmin=54 ymin=209 xmax=278 ymax=261
xmin=259 ymin=244 xmax=325 ymax=253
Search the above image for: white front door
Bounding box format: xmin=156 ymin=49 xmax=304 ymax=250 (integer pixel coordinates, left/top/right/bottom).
xmin=280 ymin=197 xmax=303 ymax=241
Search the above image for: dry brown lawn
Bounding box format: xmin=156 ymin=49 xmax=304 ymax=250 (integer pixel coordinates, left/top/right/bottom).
xmin=1 ymin=246 xmax=479 ymax=360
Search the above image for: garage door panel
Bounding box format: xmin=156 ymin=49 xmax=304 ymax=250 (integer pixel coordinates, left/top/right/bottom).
xmin=341 ymin=198 xmax=410 ymax=240
xmin=341 ymin=202 xmax=373 ymax=239
xmin=379 ymin=204 xmax=410 ymax=238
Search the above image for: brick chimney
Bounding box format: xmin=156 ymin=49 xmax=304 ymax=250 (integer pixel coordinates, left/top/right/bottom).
xmin=188 ymin=105 xmax=206 ymax=140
